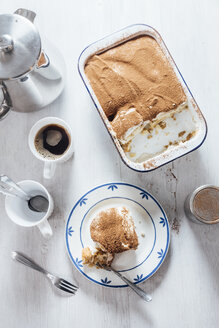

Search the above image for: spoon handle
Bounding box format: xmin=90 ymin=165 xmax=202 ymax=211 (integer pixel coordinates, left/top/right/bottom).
xmin=110 ymin=267 xmax=152 ymax=302
xmin=0 ymin=175 xmax=29 ymax=200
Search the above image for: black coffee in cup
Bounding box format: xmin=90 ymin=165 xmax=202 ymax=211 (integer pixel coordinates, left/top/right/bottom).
xmin=34 ymin=124 xmax=70 ymax=159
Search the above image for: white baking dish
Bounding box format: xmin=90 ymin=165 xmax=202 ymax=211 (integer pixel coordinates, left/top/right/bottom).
xmin=78 ymin=24 xmax=207 ymax=172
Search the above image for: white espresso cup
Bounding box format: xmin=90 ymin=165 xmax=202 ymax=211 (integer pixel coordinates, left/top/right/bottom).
xmin=5 ymin=180 xmax=54 ymax=238
xmin=28 ymin=117 xmax=74 ymax=179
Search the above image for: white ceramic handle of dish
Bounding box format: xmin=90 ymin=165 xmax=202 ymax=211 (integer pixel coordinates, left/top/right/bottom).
xmin=43 ymin=162 xmax=56 ymax=179
xmin=37 ymin=219 xmax=53 ymax=238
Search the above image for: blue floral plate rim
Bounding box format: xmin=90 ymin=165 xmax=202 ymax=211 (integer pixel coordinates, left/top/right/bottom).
xmin=65 ymin=182 xmax=170 ymax=288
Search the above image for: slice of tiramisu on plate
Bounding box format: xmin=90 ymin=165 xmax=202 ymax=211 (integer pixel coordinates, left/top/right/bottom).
xmin=82 ymin=206 xmax=138 ymax=267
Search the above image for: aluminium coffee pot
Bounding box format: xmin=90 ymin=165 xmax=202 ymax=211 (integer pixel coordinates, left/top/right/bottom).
xmin=0 ymin=9 xmax=65 ymax=119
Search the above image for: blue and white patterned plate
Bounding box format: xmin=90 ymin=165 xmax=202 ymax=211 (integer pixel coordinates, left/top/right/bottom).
xmin=65 ymin=183 xmax=170 ymax=288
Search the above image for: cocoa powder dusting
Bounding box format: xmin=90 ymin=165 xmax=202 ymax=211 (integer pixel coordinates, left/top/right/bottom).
xmin=193 ymin=187 xmax=219 ymax=222
xmin=85 ymin=35 xmax=186 ymax=139
xmin=90 ymin=207 xmax=139 ymax=254
xmin=111 ymin=108 xmax=142 ymax=139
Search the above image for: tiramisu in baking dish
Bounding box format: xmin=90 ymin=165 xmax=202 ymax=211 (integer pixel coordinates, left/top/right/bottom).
xmin=79 ymin=24 xmax=207 ymax=171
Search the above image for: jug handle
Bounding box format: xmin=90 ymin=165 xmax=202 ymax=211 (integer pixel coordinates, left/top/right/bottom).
xmin=14 ymin=9 xmax=36 ymax=23
xmin=0 ymin=83 xmax=12 ymax=120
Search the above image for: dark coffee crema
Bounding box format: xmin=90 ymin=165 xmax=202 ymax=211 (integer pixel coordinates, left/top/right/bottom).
xmin=43 ymin=125 xmax=69 ymax=155
xmin=34 ymin=124 xmax=70 ymax=159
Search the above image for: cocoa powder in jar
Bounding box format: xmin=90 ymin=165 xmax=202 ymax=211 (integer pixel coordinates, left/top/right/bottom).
xmin=193 ymin=187 xmax=219 ymax=223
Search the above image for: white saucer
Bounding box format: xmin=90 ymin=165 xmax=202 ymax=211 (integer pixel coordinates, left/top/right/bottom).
xmin=65 ymin=183 xmax=170 ymax=288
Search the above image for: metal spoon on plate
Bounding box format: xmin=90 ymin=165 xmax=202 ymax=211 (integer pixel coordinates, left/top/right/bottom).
xmin=96 ymin=262 xmax=152 ymax=302
xmin=0 ymin=175 xmax=48 ymax=212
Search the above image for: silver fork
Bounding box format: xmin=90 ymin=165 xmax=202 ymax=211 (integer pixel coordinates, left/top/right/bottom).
xmin=11 ymin=251 xmax=78 ymax=295
xmin=97 ymin=263 xmax=152 ymax=302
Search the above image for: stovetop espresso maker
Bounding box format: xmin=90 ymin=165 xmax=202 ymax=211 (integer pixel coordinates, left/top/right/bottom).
xmin=0 ymin=8 xmax=65 ymax=119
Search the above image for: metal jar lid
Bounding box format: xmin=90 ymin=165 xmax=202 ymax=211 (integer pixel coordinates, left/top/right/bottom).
xmin=0 ymin=13 xmax=41 ymax=80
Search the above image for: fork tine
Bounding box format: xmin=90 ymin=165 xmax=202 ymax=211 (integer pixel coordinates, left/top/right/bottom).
xmin=61 ymin=279 xmax=78 ymax=289
xmin=60 ymin=280 xmax=78 ymax=292
xmin=58 ymin=284 xmax=76 ymax=295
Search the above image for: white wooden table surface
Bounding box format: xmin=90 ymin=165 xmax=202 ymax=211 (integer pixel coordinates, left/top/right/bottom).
xmin=0 ymin=0 xmax=218 ymax=327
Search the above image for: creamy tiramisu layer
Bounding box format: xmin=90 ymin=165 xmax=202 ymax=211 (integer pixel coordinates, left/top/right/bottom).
xmin=82 ymin=246 xmax=114 ymax=267
xmin=90 ymin=207 xmax=138 ymax=254
xmin=82 ymin=207 xmax=139 ymax=268
xmin=111 ymin=107 xmax=143 ymax=140
xmin=85 ymin=35 xmax=186 ymax=141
